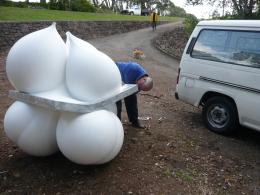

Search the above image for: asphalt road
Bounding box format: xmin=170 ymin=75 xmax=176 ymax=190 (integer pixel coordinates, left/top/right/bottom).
xmin=91 ymin=22 xmax=181 ymax=69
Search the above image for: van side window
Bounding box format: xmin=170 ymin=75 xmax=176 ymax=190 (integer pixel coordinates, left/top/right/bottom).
xmin=191 ymin=29 xmax=260 ymax=68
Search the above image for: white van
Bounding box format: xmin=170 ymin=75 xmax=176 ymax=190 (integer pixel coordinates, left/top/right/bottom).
xmin=127 ymin=5 xmax=142 ymax=15
xmin=175 ymin=20 xmax=260 ymax=134
xmin=122 ymin=5 xmax=150 ymax=16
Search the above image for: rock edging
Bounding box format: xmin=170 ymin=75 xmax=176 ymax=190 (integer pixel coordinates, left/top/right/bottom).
xmin=152 ymin=25 xmax=189 ymax=60
xmin=0 ymin=21 xmax=168 ymax=52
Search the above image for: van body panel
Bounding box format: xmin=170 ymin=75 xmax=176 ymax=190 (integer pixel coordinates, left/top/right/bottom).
xmin=177 ymin=76 xmax=204 ymax=106
xmin=236 ymin=91 xmax=260 ymax=130
xmin=176 ymin=20 xmax=260 ymax=132
xmin=178 ymin=73 xmax=238 ymax=107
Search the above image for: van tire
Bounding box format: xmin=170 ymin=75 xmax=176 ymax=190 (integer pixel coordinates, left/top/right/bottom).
xmin=202 ymin=96 xmax=238 ymax=134
xmin=130 ymin=12 xmax=134 ymax=15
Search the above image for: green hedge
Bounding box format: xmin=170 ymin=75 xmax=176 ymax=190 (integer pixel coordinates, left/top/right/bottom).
xmin=184 ymin=14 xmax=199 ymax=36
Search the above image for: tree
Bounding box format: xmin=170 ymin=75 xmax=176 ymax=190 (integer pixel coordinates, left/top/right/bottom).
xmin=71 ymin=0 xmax=96 ymax=12
xmin=49 ymin=0 xmax=95 ymax=11
xmin=184 ymin=14 xmax=199 ymax=35
xmin=211 ymin=9 xmax=221 ymax=18
xmin=168 ymin=4 xmax=187 ymax=17
xmin=232 ymin=0 xmax=257 ymax=18
xmin=88 ymin=0 xmax=187 ymax=14
xmin=155 ymin=0 xmax=172 ymax=15
xmin=186 ymin=0 xmax=259 ymax=18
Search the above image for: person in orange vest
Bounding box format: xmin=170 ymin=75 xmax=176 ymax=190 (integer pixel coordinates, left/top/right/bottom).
xmin=150 ymin=10 xmax=159 ymax=31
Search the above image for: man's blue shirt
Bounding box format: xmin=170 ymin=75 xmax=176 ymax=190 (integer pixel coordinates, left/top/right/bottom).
xmin=116 ymin=61 xmax=147 ymax=84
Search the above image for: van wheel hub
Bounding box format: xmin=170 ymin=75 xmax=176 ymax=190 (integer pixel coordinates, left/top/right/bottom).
xmin=208 ymin=106 xmax=229 ymax=128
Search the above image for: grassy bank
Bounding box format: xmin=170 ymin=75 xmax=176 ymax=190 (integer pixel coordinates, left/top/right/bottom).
xmin=0 ymin=6 xmax=182 ymax=22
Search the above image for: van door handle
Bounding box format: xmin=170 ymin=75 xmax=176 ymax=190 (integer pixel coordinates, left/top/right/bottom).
xmin=186 ymin=37 xmax=197 ymax=54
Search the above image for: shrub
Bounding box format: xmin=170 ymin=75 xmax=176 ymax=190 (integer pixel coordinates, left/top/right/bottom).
xmin=71 ymin=0 xmax=96 ymax=12
xmin=0 ymin=0 xmax=14 ymax=7
xmin=184 ymin=14 xmax=199 ymax=36
xmin=0 ymin=0 xmax=27 ymax=7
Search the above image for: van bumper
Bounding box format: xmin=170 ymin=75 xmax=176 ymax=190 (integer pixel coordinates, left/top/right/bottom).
xmin=175 ymin=91 xmax=179 ymax=100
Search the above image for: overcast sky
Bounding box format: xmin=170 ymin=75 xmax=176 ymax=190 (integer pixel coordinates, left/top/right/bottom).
xmin=171 ymin=0 xmax=215 ymax=19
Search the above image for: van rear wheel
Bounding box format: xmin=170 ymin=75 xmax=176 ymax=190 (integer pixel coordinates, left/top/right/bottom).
xmin=202 ymin=96 xmax=238 ymax=134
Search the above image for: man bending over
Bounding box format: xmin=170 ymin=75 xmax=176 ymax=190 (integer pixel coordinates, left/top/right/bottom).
xmin=116 ymin=61 xmax=153 ymax=128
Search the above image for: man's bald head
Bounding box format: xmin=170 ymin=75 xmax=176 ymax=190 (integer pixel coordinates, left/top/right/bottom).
xmin=137 ymin=76 xmax=153 ymax=91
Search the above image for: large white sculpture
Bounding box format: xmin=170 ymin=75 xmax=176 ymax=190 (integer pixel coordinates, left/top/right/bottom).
xmin=4 ymin=23 xmax=125 ymax=165
xmin=6 ymin=22 xmax=67 ymax=93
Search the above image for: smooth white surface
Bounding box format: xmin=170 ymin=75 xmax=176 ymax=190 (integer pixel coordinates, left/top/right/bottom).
xmin=95 ymin=113 xmax=124 ymax=164
xmin=4 ymin=101 xmax=59 ymax=156
xmin=65 ymin=33 xmax=122 ymax=101
xmin=66 ymin=32 xmax=96 ymax=55
xmin=6 ymin=22 xmax=67 ymax=93
xmin=56 ymin=110 xmax=124 ymax=165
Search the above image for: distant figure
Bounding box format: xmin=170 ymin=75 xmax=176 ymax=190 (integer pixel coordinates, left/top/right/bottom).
xmin=150 ymin=11 xmax=159 ymax=31
xmin=115 ymin=61 xmax=153 ymax=128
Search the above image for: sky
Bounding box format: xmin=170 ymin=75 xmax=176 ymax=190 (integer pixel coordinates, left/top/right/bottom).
xmin=171 ymin=0 xmax=216 ymax=19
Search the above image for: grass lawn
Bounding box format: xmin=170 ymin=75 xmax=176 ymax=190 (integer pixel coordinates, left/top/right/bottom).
xmin=0 ymin=6 xmax=182 ymax=22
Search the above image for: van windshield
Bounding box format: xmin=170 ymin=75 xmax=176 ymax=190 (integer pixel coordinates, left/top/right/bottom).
xmin=191 ymin=29 xmax=260 ymax=68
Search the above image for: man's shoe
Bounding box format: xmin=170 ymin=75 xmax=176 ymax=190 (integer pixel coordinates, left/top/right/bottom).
xmin=131 ymin=120 xmax=145 ymax=129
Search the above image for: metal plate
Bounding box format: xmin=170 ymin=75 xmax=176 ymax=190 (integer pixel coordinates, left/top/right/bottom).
xmin=9 ymin=84 xmax=138 ymax=113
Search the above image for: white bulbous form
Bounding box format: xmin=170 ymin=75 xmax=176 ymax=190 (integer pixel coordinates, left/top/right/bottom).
xmin=6 ymin=22 xmax=67 ymax=93
xmin=56 ymin=110 xmax=124 ymax=165
xmin=66 ymin=32 xmax=122 ymax=101
xmin=4 ymin=101 xmax=59 ymax=156
xmin=65 ymin=32 xmax=96 ymax=55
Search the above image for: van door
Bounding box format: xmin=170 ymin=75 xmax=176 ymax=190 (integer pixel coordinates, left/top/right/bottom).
xmin=231 ymin=65 xmax=260 ymax=131
xmin=227 ymin=30 xmax=260 ymax=130
xmin=179 ymin=29 xmax=234 ymax=105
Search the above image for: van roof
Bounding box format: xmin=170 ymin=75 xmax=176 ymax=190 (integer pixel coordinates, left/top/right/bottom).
xmin=198 ymin=20 xmax=260 ymax=28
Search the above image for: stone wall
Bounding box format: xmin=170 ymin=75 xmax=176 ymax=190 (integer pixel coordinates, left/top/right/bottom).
xmin=152 ymin=26 xmax=189 ymax=60
xmin=0 ymin=21 xmax=168 ymax=52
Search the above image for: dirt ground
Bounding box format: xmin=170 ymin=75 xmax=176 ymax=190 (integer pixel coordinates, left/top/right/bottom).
xmin=0 ymin=22 xmax=259 ymax=195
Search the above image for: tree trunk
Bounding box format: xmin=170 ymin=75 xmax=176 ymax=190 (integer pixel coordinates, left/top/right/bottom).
xmin=92 ymin=0 xmax=99 ymax=7
xmin=111 ymin=0 xmax=116 ymax=10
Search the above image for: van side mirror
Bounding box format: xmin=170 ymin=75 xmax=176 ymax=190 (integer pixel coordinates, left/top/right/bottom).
xmin=186 ymin=37 xmax=197 ymax=55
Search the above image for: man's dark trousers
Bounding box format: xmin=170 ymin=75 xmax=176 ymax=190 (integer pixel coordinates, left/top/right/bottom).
xmin=116 ymin=94 xmax=138 ymax=124
xmin=152 ymin=21 xmax=156 ymax=31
